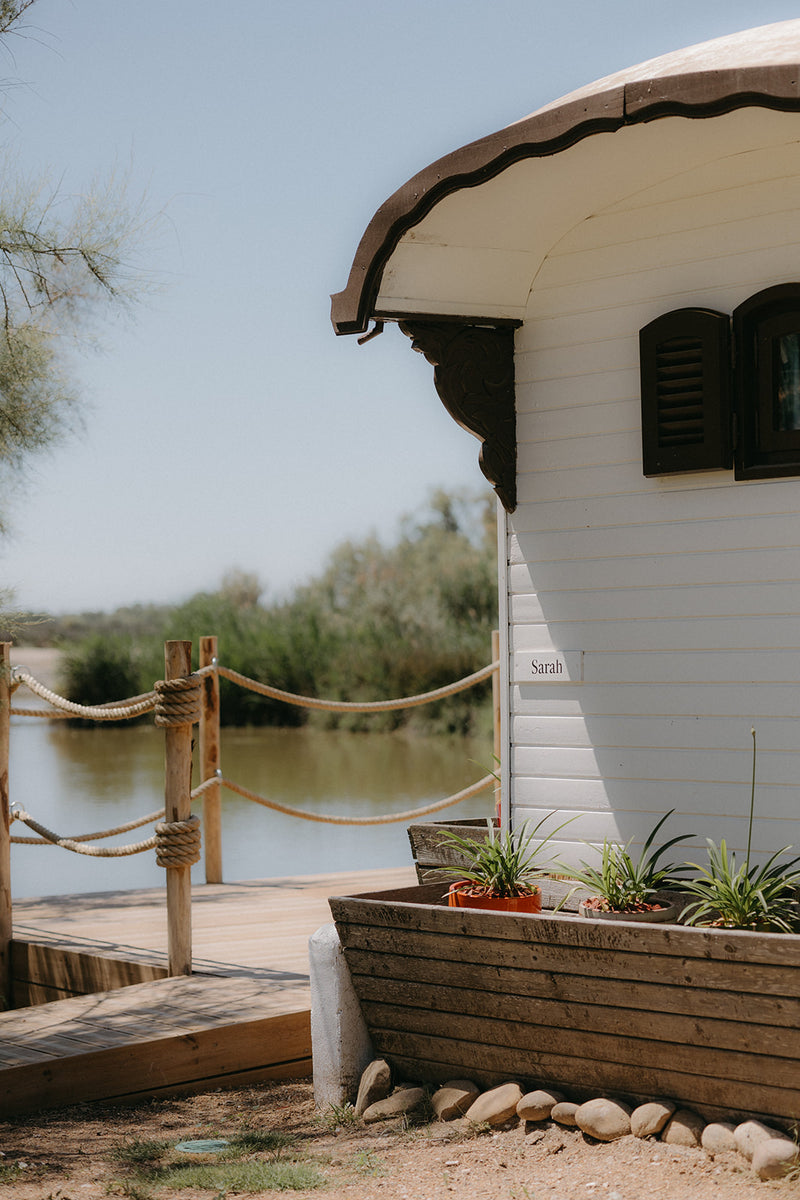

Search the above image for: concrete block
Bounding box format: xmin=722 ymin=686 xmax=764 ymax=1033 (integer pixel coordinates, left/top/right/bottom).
xmin=309 ymin=922 xmax=374 ymax=1110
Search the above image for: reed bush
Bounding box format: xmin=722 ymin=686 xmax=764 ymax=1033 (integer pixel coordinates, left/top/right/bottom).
xmin=57 ymin=489 xmax=498 ymax=733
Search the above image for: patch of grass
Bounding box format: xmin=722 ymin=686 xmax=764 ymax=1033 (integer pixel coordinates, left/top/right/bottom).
xmin=110 ymin=1127 xmax=324 ymax=1195
xmin=347 ymin=1148 xmax=386 ymax=1177
xmin=110 ymin=1139 xmax=171 ymax=1167
xmin=149 ymin=1159 xmax=325 ymax=1192
xmin=228 ymin=1129 xmax=297 ymax=1157
xmin=457 ymin=1119 xmax=492 ymax=1139
xmin=318 ymin=1100 xmax=359 ymax=1129
xmin=0 ymin=1162 xmax=27 ymax=1183
xmin=107 ymin=1181 xmax=155 ymax=1200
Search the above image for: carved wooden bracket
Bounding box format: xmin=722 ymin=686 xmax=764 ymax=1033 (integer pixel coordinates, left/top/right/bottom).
xmin=399 ymin=320 xmax=517 ymax=512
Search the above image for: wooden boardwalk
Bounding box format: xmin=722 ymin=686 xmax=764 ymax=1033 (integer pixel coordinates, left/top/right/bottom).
xmin=1 ymin=866 xmax=416 ymax=1114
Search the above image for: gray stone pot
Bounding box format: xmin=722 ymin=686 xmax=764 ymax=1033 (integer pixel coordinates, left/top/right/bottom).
xmin=579 ymin=898 xmax=680 ymax=923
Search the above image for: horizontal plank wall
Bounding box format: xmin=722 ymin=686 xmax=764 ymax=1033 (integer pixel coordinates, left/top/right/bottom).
xmin=510 ymin=131 xmax=800 ymax=862
xmin=332 ymin=887 xmax=800 ymax=1126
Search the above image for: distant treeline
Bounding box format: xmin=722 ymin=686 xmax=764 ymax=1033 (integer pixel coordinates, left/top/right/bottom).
xmin=33 ymin=490 xmax=499 ymax=734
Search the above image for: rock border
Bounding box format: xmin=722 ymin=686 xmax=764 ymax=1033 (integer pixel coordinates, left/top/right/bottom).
xmin=349 ymin=1061 xmax=800 ymax=1183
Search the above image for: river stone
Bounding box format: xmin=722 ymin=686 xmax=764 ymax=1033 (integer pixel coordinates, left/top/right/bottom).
xmin=735 ymin=1119 xmax=784 ymax=1161
xmin=701 ymin=1122 xmax=738 ymax=1155
xmin=517 ymin=1088 xmax=565 ymax=1121
xmin=362 ymin=1086 xmax=426 ymax=1124
xmin=752 ymin=1137 xmax=800 ymax=1180
xmin=630 ymin=1100 xmax=676 ymax=1138
xmin=662 ymin=1109 xmax=705 ymax=1147
xmin=431 ymin=1080 xmax=480 ymax=1121
xmin=551 ymin=1101 xmax=580 ymax=1126
xmin=575 ymin=1098 xmax=632 ymax=1141
xmin=465 ymin=1083 xmax=523 ymax=1126
xmin=354 ymin=1059 xmax=392 ymax=1117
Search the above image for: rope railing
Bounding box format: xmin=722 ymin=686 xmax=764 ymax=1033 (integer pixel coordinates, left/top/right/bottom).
xmin=196 ymin=770 xmax=495 ymax=826
xmin=8 ymin=651 xmax=498 ymax=827
xmin=10 ymin=667 xmax=157 ymax=720
xmin=10 ymin=806 xmax=202 ymax=866
xmin=3 ymin=634 xmax=501 ymax=980
xmin=9 ymin=659 xmax=494 ymax=720
xmin=10 ymin=807 xmax=164 ymax=845
xmin=218 ymin=660 xmax=499 ymax=712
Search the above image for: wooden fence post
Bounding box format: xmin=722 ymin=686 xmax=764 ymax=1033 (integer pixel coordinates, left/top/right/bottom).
xmin=163 ymin=640 xmax=194 ymax=976
xmin=0 ymin=643 xmax=10 ymax=1009
xmin=199 ymin=635 xmax=222 ymax=884
xmin=492 ymin=629 xmax=501 ymax=823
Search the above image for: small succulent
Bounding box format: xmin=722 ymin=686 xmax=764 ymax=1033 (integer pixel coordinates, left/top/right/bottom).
xmin=565 ymin=810 xmax=692 ymax=912
xmin=437 ymin=812 xmax=574 ymax=898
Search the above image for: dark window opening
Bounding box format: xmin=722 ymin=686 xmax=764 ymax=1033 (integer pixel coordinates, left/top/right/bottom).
xmin=640 ymin=285 xmax=800 ymax=480
xmin=734 ymin=284 xmax=800 ymax=480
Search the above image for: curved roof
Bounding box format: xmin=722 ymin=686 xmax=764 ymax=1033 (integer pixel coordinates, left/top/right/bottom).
xmin=331 ymin=20 xmax=800 ymax=336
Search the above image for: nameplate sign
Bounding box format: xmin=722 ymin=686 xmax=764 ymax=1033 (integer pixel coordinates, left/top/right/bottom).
xmin=512 ymin=651 xmax=583 ymax=684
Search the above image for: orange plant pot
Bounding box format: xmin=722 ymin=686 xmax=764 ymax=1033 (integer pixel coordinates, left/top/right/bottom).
xmin=447 ymin=883 xmax=541 ymax=914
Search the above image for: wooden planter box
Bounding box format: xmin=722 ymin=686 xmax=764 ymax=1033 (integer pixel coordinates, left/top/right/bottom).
xmin=329 ymin=882 xmax=800 ymax=1127
xmin=407 ymin=818 xmax=498 ymax=884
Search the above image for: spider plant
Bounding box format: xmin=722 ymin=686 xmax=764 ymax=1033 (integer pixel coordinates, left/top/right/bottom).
xmin=565 ymin=810 xmax=692 ymax=912
xmin=437 ymin=812 xmax=574 ymax=898
xmin=680 ymin=729 xmax=800 ymax=932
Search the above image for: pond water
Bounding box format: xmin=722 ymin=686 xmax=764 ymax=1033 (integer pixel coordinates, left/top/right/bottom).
xmin=8 ymin=719 xmax=494 ymax=900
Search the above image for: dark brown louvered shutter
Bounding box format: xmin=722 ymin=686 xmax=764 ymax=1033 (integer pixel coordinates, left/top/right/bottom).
xmin=639 ymin=308 xmax=731 ymax=476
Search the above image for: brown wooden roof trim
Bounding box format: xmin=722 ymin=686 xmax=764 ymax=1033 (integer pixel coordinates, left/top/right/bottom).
xmin=331 ymin=66 xmax=800 ymax=337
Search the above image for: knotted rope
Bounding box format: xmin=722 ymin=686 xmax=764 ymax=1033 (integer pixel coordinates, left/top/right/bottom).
xmin=154 ymin=674 xmax=202 ymax=727
xmin=155 ymin=815 xmax=202 ymax=867
xmin=11 ymin=806 xmax=202 ymax=867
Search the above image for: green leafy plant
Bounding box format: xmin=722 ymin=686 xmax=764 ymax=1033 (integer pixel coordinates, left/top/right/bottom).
xmin=680 ymin=730 xmax=800 ymax=932
xmin=437 ymin=812 xmax=574 ymax=898
xmin=319 ymin=1101 xmax=359 ymax=1129
xmin=565 ymin=810 xmax=692 ymax=913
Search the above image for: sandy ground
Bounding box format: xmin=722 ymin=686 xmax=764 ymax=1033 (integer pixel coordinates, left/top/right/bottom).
xmin=0 ymin=1081 xmax=797 ymax=1199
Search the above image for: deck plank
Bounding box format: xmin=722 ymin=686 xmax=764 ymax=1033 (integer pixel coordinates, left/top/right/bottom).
xmin=1 ymin=866 xmax=416 ymax=1113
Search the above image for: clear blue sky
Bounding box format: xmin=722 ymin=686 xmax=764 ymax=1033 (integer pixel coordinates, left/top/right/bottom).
xmin=2 ymin=0 xmax=799 ymax=614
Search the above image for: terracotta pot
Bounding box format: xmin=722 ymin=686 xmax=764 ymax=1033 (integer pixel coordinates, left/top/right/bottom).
xmin=578 ymin=898 xmax=680 ymax=923
xmin=448 ymin=883 xmax=541 ymax=913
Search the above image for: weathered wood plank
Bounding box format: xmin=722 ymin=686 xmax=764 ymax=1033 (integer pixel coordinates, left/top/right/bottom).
xmin=362 ymin=1000 xmax=798 ymax=1089
xmin=0 ymin=1003 xmax=311 ymax=1115
xmin=11 ymin=941 xmax=167 ymax=998
xmin=329 ymin=887 xmax=800 ymax=967
xmin=374 ymin=1031 xmax=800 ymax=1123
xmin=334 ymin=921 xmax=800 ymax=997
xmin=354 ymin=974 xmax=800 ymax=1057
xmin=105 ymin=1056 xmax=313 ymax=1108
xmin=346 ymin=950 xmax=800 ymax=1028
xmin=407 ymin=820 xmax=494 ymax=868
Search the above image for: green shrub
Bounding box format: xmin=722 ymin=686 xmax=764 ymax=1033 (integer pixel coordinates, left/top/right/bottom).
xmin=56 ymin=489 xmax=498 ymax=732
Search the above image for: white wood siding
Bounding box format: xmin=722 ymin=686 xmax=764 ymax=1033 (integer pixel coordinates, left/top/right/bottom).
xmin=510 ymin=132 xmax=800 ymax=867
